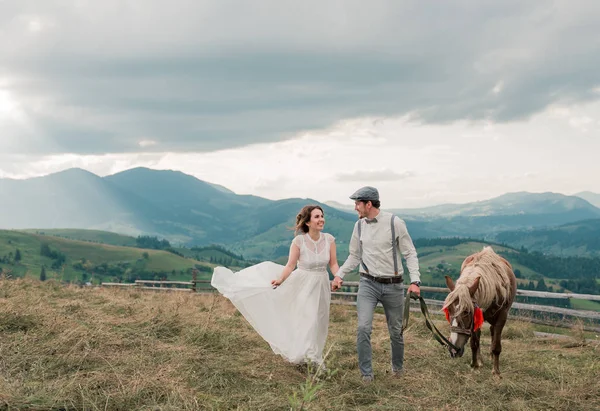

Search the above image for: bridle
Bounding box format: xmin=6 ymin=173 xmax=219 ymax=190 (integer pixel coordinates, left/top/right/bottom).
xmin=403 ymin=293 xmax=462 ymax=352
xmin=447 ymin=300 xmax=484 ymax=337
xmin=449 ymin=307 xmax=476 ymax=337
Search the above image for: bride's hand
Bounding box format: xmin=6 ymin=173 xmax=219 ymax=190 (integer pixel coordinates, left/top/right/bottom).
xmin=271 ymin=278 xmax=283 ymax=287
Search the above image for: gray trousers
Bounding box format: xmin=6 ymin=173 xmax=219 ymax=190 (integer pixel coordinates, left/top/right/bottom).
xmin=356 ymin=276 xmax=405 ymax=377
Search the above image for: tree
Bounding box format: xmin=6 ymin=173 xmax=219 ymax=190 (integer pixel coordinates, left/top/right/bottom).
xmin=40 ymin=243 xmax=52 ymax=257
xmin=514 ymin=268 xmax=522 ymax=279
xmin=40 ymin=266 xmax=47 ymax=282
xmin=14 ymin=249 xmax=22 ymax=262
xmin=536 ymin=278 xmax=548 ymax=292
xmin=142 ymin=252 xmax=149 ymax=260
xmin=136 ymin=235 xmax=171 ymax=250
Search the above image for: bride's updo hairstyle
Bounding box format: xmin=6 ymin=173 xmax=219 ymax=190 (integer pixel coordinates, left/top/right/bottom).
xmin=295 ymin=205 xmax=324 ymax=234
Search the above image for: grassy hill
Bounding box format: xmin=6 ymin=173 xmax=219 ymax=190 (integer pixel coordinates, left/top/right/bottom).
xmin=414 ymin=241 xmax=540 ymax=286
xmin=21 ymin=228 xmax=138 ymax=247
xmin=494 ymin=218 xmax=600 ymax=257
xmin=338 ymin=240 xmax=547 ymax=284
xmin=3 ymin=228 xmax=597 ymax=300
xmin=0 ymin=279 xmax=597 ymax=410
xmin=0 ymin=230 xmax=212 ymax=284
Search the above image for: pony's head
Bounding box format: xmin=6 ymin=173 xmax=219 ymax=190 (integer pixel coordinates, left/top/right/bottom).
xmin=442 ymin=275 xmax=483 ymax=358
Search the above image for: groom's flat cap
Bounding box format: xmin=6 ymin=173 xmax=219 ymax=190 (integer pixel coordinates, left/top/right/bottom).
xmin=349 ymin=186 xmax=379 ymax=201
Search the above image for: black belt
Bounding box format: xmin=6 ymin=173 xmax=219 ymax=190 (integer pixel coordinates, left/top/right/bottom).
xmin=360 ymin=273 xmax=403 ymax=284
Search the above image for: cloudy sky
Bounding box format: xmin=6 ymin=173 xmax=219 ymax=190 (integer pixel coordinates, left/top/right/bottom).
xmin=1 ymin=0 xmax=599 ymax=208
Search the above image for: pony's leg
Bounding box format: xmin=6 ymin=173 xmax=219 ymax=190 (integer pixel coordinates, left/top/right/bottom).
xmin=491 ymin=311 xmax=509 ymax=376
xmin=470 ymin=329 xmax=483 ymax=369
xmin=489 ymin=324 xmax=495 ymax=363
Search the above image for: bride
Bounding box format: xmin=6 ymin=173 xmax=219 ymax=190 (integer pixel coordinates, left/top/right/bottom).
xmin=211 ymin=205 xmax=339 ymax=365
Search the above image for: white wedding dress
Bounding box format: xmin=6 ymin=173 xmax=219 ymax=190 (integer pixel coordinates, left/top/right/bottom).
xmin=211 ymin=233 xmax=334 ymax=364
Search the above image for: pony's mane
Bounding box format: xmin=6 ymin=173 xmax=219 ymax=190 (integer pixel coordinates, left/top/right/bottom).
xmin=443 ymin=246 xmax=514 ymax=313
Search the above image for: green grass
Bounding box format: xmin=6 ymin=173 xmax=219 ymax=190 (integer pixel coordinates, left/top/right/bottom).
xmin=0 ymin=278 xmax=598 ymax=410
xmin=570 ymin=298 xmax=600 ymax=312
xmin=0 ymin=230 xmax=212 ymax=283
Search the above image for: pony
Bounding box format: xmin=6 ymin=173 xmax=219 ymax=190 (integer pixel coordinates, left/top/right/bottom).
xmin=442 ymin=246 xmax=517 ymax=376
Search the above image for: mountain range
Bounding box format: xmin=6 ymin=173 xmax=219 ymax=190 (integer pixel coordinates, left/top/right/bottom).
xmin=0 ymin=168 xmax=357 ymax=258
xmin=386 ymin=192 xmax=600 ymax=240
xmin=1 ymin=167 xmax=600 ymax=259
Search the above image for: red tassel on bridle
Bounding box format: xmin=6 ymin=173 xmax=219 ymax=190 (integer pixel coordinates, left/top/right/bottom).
xmin=442 ymin=306 xmax=484 ymax=331
xmin=473 ymin=306 xmax=484 ymax=331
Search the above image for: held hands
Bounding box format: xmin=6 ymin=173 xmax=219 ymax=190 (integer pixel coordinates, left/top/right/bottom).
xmin=331 ymin=276 xmax=343 ymax=291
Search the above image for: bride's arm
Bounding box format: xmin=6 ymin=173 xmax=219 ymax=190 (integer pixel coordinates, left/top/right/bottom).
xmin=271 ymin=243 xmax=300 ymax=286
xmin=328 ymin=240 xmax=340 ymax=276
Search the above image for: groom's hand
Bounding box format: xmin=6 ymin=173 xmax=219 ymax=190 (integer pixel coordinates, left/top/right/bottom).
xmin=331 ymin=276 xmax=343 ymax=291
xmin=407 ymin=282 xmax=421 ymax=297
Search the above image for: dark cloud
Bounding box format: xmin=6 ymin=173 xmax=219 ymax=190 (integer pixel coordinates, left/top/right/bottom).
xmin=1 ymin=0 xmax=599 ymax=155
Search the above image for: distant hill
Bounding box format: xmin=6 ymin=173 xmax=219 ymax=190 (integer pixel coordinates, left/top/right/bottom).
xmin=103 ymin=168 xmax=358 ymax=251
xmin=3 ymin=168 xmax=600 ymax=259
xmin=494 ymin=218 xmax=600 ymax=257
xmin=575 ymin=191 xmax=600 ymax=208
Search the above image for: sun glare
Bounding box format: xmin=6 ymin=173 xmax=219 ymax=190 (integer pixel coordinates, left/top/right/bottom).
xmin=0 ymin=88 xmax=22 ymax=122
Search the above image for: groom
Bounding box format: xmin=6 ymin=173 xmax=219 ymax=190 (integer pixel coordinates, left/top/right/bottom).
xmin=332 ymin=186 xmax=421 ymax=382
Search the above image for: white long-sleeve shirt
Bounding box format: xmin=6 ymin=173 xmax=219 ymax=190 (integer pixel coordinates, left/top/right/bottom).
xmin=336 ymin=210 xmax=421 ymax=283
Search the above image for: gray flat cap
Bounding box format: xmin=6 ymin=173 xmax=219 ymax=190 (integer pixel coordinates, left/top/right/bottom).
xmin=349 ymin=186 xmax=379 ymax=201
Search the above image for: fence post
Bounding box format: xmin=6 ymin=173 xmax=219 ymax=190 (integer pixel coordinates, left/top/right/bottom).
xmin=192 ymin=269 xmax=198 ymax=293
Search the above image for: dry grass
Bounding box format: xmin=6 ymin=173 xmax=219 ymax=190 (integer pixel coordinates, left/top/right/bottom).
xmin=1 ymin=278 xmax=599 ymax=411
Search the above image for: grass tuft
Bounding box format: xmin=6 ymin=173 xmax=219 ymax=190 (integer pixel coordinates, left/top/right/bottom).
xmin=0 ymin=311 xmax=37 ymax=333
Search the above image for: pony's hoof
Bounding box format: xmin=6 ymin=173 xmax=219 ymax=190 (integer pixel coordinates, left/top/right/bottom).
xmin=492 ymin=370 xmax=502 ymax=379
xmin=471 ymin=359 xmax=484 ymax=369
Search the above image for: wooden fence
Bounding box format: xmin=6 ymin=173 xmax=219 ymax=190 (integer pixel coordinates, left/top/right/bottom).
xmin=101 ymin=272 xmax=600 ymax=332
xmin=332 ymin=282 xmax=600 ymax=333
xmin=101 ymin=269 xmax=216 ymax=293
